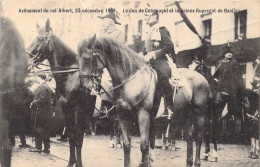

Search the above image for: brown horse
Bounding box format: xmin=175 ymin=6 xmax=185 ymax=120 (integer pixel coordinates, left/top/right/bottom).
xmin=26 ymin=19 xmax=97 ymax=167
xmin=191 ymin=60 xmax=220 ymax=162
xmin=78 ymin=35 xmax=210 ymax=167
xmin=0 ymin=16 xmax=29 ymax=167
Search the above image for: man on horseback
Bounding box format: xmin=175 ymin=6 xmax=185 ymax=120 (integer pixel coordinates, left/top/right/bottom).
xmin=97 ymin=8 xmax=124 ymax=148
xmin=141 ymin=10 xmax=175 ymax=119
xmin=213 ymin=43 xmax=246 ymax=119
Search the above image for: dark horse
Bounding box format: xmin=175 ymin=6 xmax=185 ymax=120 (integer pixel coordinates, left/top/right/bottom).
xmin=26 ymin=19 xmax=96 ymax=167
xmin=191 ymin=60 xmax=220 ymax=161
xmin=0 ymin=16 xmax=29 ymax=167
xmin=78 ymin=35 xmax=210 ymax=167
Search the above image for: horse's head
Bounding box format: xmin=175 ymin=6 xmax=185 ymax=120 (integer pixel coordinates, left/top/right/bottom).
xmin=78 ymin=34 xmax=106 ymax=93
xmin=27 ymin=18 xmax=54 ymax=66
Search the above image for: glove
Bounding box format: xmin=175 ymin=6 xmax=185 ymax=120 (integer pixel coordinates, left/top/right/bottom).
xmin=144 ymin=52 xmax=156 ymax=62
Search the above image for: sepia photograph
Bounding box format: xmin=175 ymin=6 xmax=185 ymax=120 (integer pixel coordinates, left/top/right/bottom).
xmin=0 ymin=0 xmax=259 ymax=166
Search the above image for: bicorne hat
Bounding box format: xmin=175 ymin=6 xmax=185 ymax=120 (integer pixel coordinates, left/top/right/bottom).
xmin=222 ymin=42 xmax=234 ymax=57
xmin=98 ymin=8 xmax=121 ymax=25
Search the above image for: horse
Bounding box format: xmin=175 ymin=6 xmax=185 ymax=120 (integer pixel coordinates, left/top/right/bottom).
xmin=189 ymin=59 xmax=220 ymax=162
xmin=78 ymin=35 xmax=210 ymax=167
xmin=0 ymin=16 xmax=29 ymax=167
xmin=26 ymin=19 xmax=120 ymax=167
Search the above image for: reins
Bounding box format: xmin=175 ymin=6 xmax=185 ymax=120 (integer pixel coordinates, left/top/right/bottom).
xmin=97 ymin=66 xmax=154 ymax=107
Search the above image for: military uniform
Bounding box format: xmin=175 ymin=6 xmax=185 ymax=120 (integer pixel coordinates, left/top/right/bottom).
xmin=213 ymin=54 xmax=245 ymax=118
xmin=30 ymin=82 xmax=55 ymax=152
xmin=144 ymin=25 xmax=175 ymax=108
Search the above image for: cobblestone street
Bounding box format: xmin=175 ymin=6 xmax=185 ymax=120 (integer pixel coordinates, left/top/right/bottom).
xmin=11 ymin=135 xmax=259 ymax=167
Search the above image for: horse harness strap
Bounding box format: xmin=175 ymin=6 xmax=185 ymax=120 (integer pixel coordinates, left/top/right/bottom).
xmin=101 ymin=66 xmax=146 ymax=93
xmin=98 ymin=66 xmax=153 ymax=107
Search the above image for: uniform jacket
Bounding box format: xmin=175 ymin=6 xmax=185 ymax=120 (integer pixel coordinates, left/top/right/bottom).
xmin=144 ymin=25 xmax=175 ymax=76
xmin=100 ymin=27 xmax=124 ymax=44
xmin=213 ymin=59 xmax=245 ymax=95
xmin=30 ymin=82 xmax=55 ymax=137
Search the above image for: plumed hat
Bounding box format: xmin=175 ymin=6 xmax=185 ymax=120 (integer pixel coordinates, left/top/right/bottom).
xmin=98 ymin=8 xmax=121 ymax=25
xmin=222 ymin=42 xmax=234 ymax=56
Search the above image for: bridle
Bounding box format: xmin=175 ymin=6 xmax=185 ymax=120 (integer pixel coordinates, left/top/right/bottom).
xmin=26 ymin=31 xmax=53 ymax=68
xmin=79 ymin=45 xmax=152 ymax=107
xmin=79 ymin=47 xmax=107 ymax=93
xmin=26 ymin=31 xmax=79 ymax=74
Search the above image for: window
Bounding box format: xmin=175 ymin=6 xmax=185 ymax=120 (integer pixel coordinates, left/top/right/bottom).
xmin=125 ymin=24 xmax=128 ymax=42
xmin=235 ymin=10 xmax=247 ymax=40
xmin=138 ymin=20 xmax=142 ymax=37
xmin=203 ymin=19 xmax=212 ymax=39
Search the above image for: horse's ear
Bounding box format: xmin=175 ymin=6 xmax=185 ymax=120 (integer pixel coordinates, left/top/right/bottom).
xmin=90 ymin=34 xmax=96 ymax=46
xmin=46 ymin=18 xmax=50 ymax=32
xmin=36 ymin=23 xmax=40 ymax=29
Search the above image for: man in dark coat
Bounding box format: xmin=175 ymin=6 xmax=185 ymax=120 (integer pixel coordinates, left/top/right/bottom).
xmin=213 ymin=43 xmax=246 ymax=118
xmin=9 ymin=87 xmax=33 ymax=148
xmin=30 ymin=75 xmax=55 ymax=153
xmin=141 ymin=10 xmax=175 ymax=113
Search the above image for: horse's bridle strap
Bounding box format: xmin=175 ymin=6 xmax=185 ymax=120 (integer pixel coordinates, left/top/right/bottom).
xmin=101 ymin=66 xmax=146 ymax=93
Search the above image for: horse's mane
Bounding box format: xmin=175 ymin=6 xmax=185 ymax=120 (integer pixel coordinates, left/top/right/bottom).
xmin=79 ymin=36 xmax=147 ymax=76
xmin=0 ymin=16 xmax=28 ymax=90
xmin=50 ymin=34 xmax=78 ymax=67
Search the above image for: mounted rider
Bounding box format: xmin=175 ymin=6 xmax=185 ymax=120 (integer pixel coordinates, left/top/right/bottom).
xmin=213 ymin=43 xmax=246 ymax=119
xmin=141 ymin=8 xmax=175 ymax=115
xmin=96 ymin=8 xmax=123 ymax=148
xmin=96 ymin=8 xmax=124 ymax=103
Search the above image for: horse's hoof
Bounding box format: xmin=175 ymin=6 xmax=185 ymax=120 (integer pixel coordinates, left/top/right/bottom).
xmin=109 ymin=140 xmax=115 ymax=148
xmin=138 ymin=162 xmax=151 ymax=167
xmin=76 ymin=162 xmax=83 ymax=167
xmin=91 ymin=131 xmax=96 ymax=136
xmin=168 ymin=145 xmax=176 ymax=151
xmin=116 ymin=143 xmax=122 ymax=148
xmin=208 ymin=150 xmax=218 ymax=162
xmin=201 ymin=153 xmax=209 ymax=160
xmin=161 ymin=145 xmax=167 ymax=150
xmin=194 ymin=164 xmax=201 ymax=167
xmin=67 ymin=163 xmax=75 ymax=167
xmin=208 ymin=157 xmax=218 ymax=162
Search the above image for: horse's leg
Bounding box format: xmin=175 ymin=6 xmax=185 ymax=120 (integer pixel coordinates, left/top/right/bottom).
xmin=194 ymin=107 xmax=205 ymax=167
xmin=67 ymin=127 xmax=76 ymax=167
xmin=75 ymin=124 xmax=85 ymax=167
xmin=186 ymin=117 xmax=194 ymax=167
xmin=115 ymin=117 xmax=122 ymax=148
xmin=149 ymin=118 xmax=156 ymax=163
xmin=108 ymin=116 xmax=115 ymax=148
xmin=138 ymin=109 xmax=150 ymax=167
xmin=209 ymin=112 xmax=218 ymax=162
xmin=118 ymin=111 xmax=131 ymax=167
xmin=64 ymin=112 xmax=76 ymax=167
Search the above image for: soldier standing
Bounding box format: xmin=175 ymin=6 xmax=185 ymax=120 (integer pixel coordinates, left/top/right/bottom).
xmin=30 ymin=75 xmax=55 ymax=153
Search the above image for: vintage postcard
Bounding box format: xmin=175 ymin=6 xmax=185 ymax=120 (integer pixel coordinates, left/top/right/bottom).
xmin=0 ymin=0 xmax=259 ymax=166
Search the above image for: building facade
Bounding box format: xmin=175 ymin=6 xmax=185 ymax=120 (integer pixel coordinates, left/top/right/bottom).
xmin=122 ymin=1 xmax=260 ymax=89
